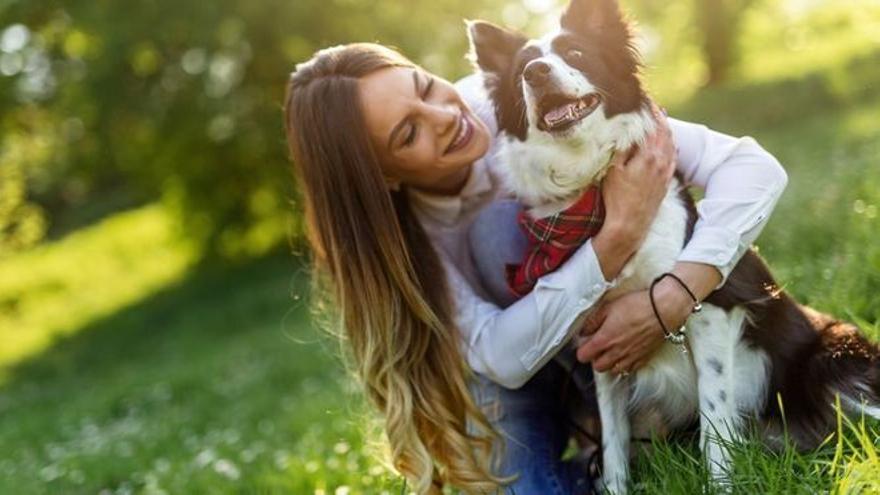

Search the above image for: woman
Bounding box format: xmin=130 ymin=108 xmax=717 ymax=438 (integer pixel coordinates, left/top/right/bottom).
xmin=284 ymin=43 xmax=787 ymax=494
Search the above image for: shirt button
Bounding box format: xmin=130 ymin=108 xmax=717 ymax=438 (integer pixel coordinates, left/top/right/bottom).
xmin=577 ymin=298 xmax=590 ymax=309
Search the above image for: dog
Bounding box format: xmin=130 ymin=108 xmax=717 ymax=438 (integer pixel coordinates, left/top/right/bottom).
xmin=466 ymin=0 xmax=880 ymax=492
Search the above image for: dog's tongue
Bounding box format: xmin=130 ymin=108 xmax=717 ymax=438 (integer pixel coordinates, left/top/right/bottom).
xmin=545 ymin=102 xmax=576 ymax=124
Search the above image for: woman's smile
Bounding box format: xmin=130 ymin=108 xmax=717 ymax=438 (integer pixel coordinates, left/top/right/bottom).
xmin=444 ymin=112 xmax=475 ymax=156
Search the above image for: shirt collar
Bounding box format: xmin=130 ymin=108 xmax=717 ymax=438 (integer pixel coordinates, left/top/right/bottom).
xmin=407 ymin=159 xmax=494 ymax=226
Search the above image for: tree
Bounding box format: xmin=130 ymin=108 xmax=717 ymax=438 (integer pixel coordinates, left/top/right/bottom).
xmin=695 ymin=0 xmax=755 ymax=85
xmin=0 ymin=0 xmax=508 ymax=259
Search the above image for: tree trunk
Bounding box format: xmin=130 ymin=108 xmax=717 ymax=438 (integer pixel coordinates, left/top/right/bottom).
xmin=696 ymin=0 xmax=750 ymax=86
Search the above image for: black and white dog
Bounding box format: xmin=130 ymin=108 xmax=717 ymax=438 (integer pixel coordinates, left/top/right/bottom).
xmin=467 ymin=0 xmax=880 ymax=492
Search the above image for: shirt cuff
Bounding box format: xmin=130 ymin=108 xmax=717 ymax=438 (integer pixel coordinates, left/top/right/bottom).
xmin=520 ymin=240 xmax=613 ymax=371
xmin=677 ymin=224 xmax=742 ymax=286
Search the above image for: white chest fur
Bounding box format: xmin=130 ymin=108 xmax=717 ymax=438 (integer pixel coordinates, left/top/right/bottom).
xmin=604 ymin=180 xmax=702 ymax=428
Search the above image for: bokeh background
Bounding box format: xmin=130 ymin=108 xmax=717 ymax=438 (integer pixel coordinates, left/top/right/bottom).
xmin=1 ymin=0 xmax=879 ymax=493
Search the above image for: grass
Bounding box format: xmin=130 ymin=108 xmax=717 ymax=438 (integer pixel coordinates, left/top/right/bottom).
xmin=3 ymin=23 xmax=880 ymax=495
xmin=0 ymin=209 xmax=401 ymax=493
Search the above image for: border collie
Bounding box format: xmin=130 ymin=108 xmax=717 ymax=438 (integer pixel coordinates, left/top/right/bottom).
xmin=467 ymin=0 xmax=880 ymax=492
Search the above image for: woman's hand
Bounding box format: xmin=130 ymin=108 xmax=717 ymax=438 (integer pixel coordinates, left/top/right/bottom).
xmin=592 ymin=103 xmax=677 ymax=281
xmin=576 ymin=262 xmax=723 ymax=374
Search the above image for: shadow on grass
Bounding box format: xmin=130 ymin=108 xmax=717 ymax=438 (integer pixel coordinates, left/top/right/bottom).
xmin=0 ymin=253 xmax=380 ymax=493
xmin=0 ymin=253 xmax=322 ymax=399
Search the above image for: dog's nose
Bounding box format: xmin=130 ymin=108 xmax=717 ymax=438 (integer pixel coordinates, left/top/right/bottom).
xmin=523 ymin=61 xmax=551 ymax=86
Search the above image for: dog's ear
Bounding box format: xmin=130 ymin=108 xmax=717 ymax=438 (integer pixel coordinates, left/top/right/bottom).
xmin=466 ymin=20 xmax=527 ymax=75
xmin=560 ymin=0 xmax=623 ymax=34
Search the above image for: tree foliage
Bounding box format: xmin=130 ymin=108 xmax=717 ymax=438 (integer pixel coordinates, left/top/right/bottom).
xmin=0 ymin=0 xmax=509 ymax=259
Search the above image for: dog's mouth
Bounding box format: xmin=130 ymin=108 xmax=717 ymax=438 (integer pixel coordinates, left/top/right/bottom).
xmin=537 ymin=93 xmax=602 ymax=133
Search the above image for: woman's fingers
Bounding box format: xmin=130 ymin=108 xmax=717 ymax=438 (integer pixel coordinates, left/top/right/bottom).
xmin=576 ymin=330 xmax=611 ymax=363
xmin=614 ymin=353 xmax=642 ymax=375
xmin=609 ymin=145 xmax=636 ymax=170
xmin=592 ymin=348 xmax=621 ymax=372
xmin=638 ymin=101 xmax=675 ymax=181
xmin=582 ymin=304 xmax=609 ymax=336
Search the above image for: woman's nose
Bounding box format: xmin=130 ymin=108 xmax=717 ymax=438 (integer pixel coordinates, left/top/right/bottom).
xmin=425 ymin=102 xmax=458 ymax=134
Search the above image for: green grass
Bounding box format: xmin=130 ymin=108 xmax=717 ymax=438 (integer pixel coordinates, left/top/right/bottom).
xmin=3 ymin=29 xmax=880 ymax=495
xmin=0 ymin=210 xmax=400 ymax=493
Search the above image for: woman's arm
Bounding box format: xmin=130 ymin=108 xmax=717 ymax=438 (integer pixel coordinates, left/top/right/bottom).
xmin=672 ymin=117 xmax=788 ymax=283
xmin=576 ymin=117 xmax=788 ymax=373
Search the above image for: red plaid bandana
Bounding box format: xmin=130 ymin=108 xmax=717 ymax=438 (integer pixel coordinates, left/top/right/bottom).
xmin=506 ymin=185 xmax=605 ymax=298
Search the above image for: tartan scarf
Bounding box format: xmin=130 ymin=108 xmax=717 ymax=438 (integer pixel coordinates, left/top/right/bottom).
xmin=506 ymin=185 xmax=606 ymax=298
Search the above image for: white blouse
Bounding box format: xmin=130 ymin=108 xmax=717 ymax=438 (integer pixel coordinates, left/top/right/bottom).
xmin=407 ymin=74 xmax=789 ymax=389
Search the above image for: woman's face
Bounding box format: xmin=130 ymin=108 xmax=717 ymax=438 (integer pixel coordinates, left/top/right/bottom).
xmin=358 ymin=66 xmax=491 ymax=193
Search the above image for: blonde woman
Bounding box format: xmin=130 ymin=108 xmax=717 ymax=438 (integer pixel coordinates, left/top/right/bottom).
xmin=283 ymin=43 xmax=787 ymax=494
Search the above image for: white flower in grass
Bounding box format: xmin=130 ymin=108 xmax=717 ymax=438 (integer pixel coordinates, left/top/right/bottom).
xmin=222 ymin=428 xmax=241 ymax=445
xmin=273 ymin=450 xmax=289 ymax=470
xmin=213 ymin=458 xmax=240 ymax=480
xmin=39 ymin=463 xmax=64 ymax=482
xmin=240 ymin=448 xmax=258 ymax=463
xmin=153 ymin=457 xmax=171 ymax=474
xmin=194 ymin=448 xmax=217 ymax=468
xmin=68 ymin=469 xmax=85 ymax=484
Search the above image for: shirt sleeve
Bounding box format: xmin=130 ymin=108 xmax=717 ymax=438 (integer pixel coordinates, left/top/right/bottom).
xmin=444 ymin=239 xmax=614 ymax=389
xmin=670 ymin=117 xmax=789 ymax=286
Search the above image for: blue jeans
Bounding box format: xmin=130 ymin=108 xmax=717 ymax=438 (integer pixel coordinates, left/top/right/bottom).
xmin=472 ymin=364 xmax=594 ymax=495
xmin=469 ymin=200 xmax=596 ymax=495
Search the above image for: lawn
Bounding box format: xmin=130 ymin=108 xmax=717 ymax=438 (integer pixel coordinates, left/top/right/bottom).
xmin=2 ymin=36 xmax=880 ymax=495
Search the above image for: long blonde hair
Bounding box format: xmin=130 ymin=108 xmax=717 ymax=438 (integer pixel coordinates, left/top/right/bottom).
xmin=284 ymin=43 xmax=503 ymax=494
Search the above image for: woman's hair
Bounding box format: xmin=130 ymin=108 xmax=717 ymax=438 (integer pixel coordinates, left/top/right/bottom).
xmin=284 ymin=43 xmax=504 ymax=494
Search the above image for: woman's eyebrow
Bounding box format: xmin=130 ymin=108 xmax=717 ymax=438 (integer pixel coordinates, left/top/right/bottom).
xmin=386 ymin=69 xmax=420 ymax=151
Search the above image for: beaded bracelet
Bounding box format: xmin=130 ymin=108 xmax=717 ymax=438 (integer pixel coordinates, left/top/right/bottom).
xmin=648 ymin=272 xmax=702 ymax=347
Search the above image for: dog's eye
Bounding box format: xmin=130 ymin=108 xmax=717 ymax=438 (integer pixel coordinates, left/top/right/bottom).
xmin=566 ymin=49 xmax=583 ymax=61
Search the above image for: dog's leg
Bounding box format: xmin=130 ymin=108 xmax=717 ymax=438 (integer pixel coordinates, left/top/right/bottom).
xmin=595 ymin=370 xmax=631 ymax=494
xmin=688 ymin=305 xmax=748 ymax=486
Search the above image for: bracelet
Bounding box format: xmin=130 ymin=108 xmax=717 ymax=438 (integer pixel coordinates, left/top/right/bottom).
xmin=648 ymin=273 xmax=702 ymax=346
xmin=658 ymin=272 xmax=703 ymax=314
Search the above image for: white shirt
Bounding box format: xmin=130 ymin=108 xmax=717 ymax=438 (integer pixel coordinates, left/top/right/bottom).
xmin=408 ymin=75 xmax=789 ymax=389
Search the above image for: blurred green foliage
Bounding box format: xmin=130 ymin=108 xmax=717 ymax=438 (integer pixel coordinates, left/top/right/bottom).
xmin=0 ymin=0 xmax=877 ymax=261
xmin=0 ymin=0 xmax=521 ymax=260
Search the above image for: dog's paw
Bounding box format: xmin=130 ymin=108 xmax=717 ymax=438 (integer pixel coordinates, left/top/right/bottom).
xmin=600 ymin=474 xmax=628 ymax=495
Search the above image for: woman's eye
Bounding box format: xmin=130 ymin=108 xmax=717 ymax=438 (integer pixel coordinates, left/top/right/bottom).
xmin=403 ymin=124 xmax=417 ymax=146
xmin=422 ymin=76 xmax=434 ymax=98
xmin=566 ymin=49 xmax=583 ymax=61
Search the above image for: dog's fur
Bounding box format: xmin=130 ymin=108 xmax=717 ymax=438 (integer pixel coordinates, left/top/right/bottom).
xmin=467 ymin=0 xmax=880 ymax=492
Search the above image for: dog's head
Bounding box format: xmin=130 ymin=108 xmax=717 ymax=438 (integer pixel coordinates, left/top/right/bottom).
xmin=467 ymin=0 xmax=645 ymax=144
